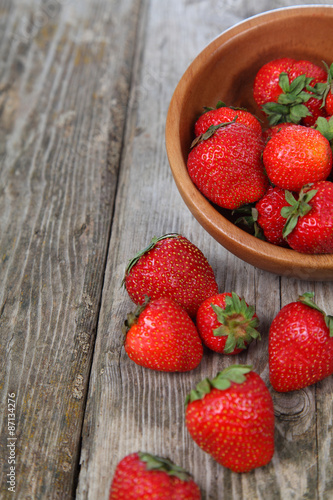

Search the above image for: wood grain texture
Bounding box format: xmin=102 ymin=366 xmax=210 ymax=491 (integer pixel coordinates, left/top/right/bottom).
xmin=77 ymin=1 xmax=333 ymax=500
xmin=1 ymin=0 xmax=333 ymax=499
xmin=0 ymin=0 xmax=141 ymax=498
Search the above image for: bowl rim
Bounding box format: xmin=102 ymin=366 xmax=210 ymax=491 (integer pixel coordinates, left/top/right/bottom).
xmin=165 ymin=5 xmax=333 ymax=279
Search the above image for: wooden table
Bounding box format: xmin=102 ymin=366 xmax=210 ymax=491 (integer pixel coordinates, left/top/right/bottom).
xmin=1 ymin=0 xmax=333 ymax=498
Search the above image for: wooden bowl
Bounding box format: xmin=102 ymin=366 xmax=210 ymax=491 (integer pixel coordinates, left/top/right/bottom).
xmin=165 ymin=5 xmax=333 ymax=281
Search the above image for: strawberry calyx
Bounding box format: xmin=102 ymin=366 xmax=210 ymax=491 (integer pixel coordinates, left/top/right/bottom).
xmin=190 ymin=116 xmax=237 ymax=148
xmin=211 ymin=292 xmax=260 ymax=354
xmin=297 ymin=292 xmax=333 ymax=336
xmin=185 ymin=364 xmax=252 ymax=405
xmin=315 ymin=116 xmax=333 ymax=146
xmin=281 ymin=186 xmax=318 ymax=239
xmin=122 ymin=234 xmax=179 ymax=286
xmin=138 ymin=452 xmax=193 ymax=481
xmin=262 ymin=73 xmax=316 ymax=125
xmin=122 ymin=296 xmax=150 ymax=335
xmin=310 ymin=61 xmax=333 ymax=108
xmin=233 ymin=205 xmax=265 ymax=240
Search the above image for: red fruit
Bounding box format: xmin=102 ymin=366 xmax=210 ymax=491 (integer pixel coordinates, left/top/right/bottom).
xmin=326 ymin=91 xmax=333 ymax=115
xmin=254 ymin=58 xmax=327 ymax=126
xmin=194 ymin=102 xmax=262 ymax=137
xmin=262 ymin=122 xmax=295 ymax=143
xmin=254 ymin=186 xmax=292 ymax=246
xmin=123 ymin=234 xmax=218 ymax=317
xmin=123 ymin=297 xmax=203 ymax=372
xmin=185 ymin=365 xmax=275 ymax=473
xmin=253 ymin=57 xmax=296 ymax=106
xmin=109 ymin=452 xmax=201 ymax=500
xmin=196 ymin=292 xmax=260 ymax=354
xmin=187 ymin=122 xmax=268 ymax=210
xmin=263 ymin=124 xmax=332 ymax=191
xmin=281 ymin=181 xmax=333 ymax=254
xmin=269 ymin=292 xmax=333 ymax=392
xmin=288 ymin=60 xmax=327 ymax=126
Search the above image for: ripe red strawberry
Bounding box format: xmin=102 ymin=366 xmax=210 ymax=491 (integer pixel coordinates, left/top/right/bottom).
xmin=253 ymin=57 xmax=296 ymax=106
xmin=269 ymin=292 xmax=333 ymax=392
xmin=187 ymin=122 xmax=268 ymax=210
xmin=109 ymin=452 xmax=201 ymax=500
xmin=254 ymin=58 xmax=327 ymax=126
xmin=262 ymin=122 xmax=295 ymax=143
xmin=123 ymin=234 xmax=218 ymax=317
xmin=123 ymin=297 xmax=203 ymax=372
xmin=185 ymin=365 xmax=275 ymax=473
xmin=281 ymin=181 xmax=333 ymax=254
xmin=262 ymin=124 xmax=332 ymax=191
xmin=194 ymin=102 xmax=262 ymax=137
xmin=326 ymin=92 xmax=333 ymax=115
xmin=254 ymin=186 xmax=292 ymax=246
xmin=196 ymin=292 xmax=260 ymax=354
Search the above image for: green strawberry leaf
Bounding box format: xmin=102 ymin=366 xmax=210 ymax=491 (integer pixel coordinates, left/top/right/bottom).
xmin=310 ymin=62 xmax=333 ymax=107
xmin=289 ymin=104 xmax=311 ymax=122
xmin=122 ymin=233 xmax=179 ymax=286
xmin=262 ymin=73 xmax=316 ymax=125
xmin=315 ymin=116 xmax=333 ymax=144
xmin=211 ymin=365 xmax=252 ymax=388
xmin=282 ymin=187 xmax=317 ymax=239
xmin=279 ymin=72 xmax=290 ymax=93
xmin=185 ymin=365 xmax=253 ymax=405
xmin=138 ymin=452 xmax=192 ymax=481
xmin=191 ymin=116 xmax=237 ymax=148
xmin=298 ymin=292 xmax=333 ymax=336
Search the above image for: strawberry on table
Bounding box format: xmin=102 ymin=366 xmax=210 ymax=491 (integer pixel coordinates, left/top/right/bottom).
xmin=123 ymin=233 xmax=218 ymax=317
xmin=187 ymin=121 xmax=268 ymax=210
xmin=196 ymin=292 xmax=260 ymax=354
xmin=269 ymin=292 xmax=333 ymax=392
xmin=123 ymin=297 xmax=203 ymax=372
xmin=109 ymin=452 xmax=201 ymax=500
xmin=262 ymin=124 xmax=332 ymax=191
xmin=281 ymin=181 xmax=333 ymax=254
xmin=185 ymin=365 xmax=275 ymax=473
xmin=194 ymin=101 xmax=262 ymax=137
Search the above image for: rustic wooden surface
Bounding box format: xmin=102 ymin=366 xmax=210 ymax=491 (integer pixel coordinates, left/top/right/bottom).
xmin=1 ymin=0 xmax=333 ymax=499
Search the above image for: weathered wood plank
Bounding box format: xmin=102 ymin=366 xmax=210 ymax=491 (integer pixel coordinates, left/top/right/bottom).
xmin=0 ymin=0 xmax=141 ymax=498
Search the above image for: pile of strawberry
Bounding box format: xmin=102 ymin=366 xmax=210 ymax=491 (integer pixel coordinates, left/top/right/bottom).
xmin=187 ymin=58 xmax=333 ymax=254
xmin=108 ymin=233 xmax=333 ymax=498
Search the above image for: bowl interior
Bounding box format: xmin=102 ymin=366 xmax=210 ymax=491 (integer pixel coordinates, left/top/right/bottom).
xmin=166 ymin=5 xmax=333 ymax=281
